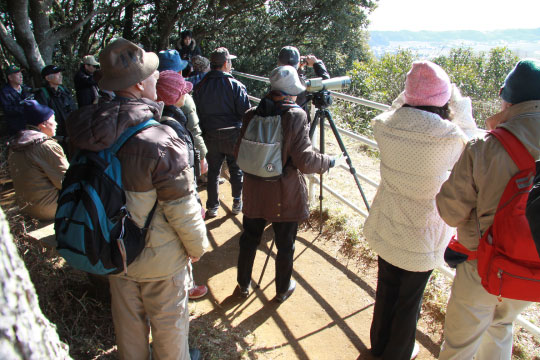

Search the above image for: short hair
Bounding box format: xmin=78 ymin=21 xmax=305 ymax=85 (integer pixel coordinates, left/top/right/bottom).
xmin=402 ymin=103 xmax=452 ymax=120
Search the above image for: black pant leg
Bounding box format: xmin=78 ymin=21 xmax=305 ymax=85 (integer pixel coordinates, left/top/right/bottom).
xmin=381 ymin=265 xmax=432 ymax=360
xmin=237 ymin=216 xmax=266 ymax=287
xmin=370 ymin=256 xmax=401 ymax=356
xmin=271 ymin=221 xmax=298 ymax=294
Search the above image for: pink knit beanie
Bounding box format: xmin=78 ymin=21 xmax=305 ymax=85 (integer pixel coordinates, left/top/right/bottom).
xmin=156 ymin=70 xmax=193 ymax=105
xmin=404 ymin=61 xmax=451 ymax=107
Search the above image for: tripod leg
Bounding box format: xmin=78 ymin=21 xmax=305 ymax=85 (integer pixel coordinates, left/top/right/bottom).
xmin=257 ymin=238 xmax=275 ymax=288
xmin=324 ymin=110 xmax=371 ymax=211
xmin=318 ymin=110 xmax=325 ymax=233
xmin=309 ymin=113 xmax=319 ymax=141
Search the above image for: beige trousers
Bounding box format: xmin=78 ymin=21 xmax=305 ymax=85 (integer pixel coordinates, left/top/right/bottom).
xmin=439 ymin=261 xmax=531 ymax=360
xmin=109 ymin=266 xmax=191 ymax=360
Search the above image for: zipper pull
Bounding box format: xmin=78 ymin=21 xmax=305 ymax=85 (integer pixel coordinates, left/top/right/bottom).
xmin=497 ymin=269 xmax=503 ymax=302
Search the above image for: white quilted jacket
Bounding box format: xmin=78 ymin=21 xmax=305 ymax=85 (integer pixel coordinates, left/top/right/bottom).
xmin=363 ymin=87 xmax=475 ymax=271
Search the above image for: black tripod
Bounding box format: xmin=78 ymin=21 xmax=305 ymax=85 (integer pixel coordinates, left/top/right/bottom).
xmin=306 ymin=91 xmax=371 ymax=232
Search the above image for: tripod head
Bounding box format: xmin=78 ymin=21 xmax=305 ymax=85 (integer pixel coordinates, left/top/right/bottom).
xmin=305 ymin=90 xmax=333 ymax=109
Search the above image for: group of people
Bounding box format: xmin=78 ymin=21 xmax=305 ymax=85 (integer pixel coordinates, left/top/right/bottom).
xmin=364 ymin=58 xmax=540 ymax=360
xmin=1 ymin=34 xmax=335 ymax=359
xmin=1 ymin=31 xmax=538 ymax=360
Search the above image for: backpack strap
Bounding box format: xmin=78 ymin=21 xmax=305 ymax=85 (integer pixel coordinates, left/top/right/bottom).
xmin=489 ymin=128 xmax=535 ymax=171
xmin=40 ymin=87 xmax=50 ymax=103
xmin=110 ymin=119 xmax=160 ymax=155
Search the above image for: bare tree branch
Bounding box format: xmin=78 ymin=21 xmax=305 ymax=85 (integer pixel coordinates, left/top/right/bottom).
xmin=0 ymin=21 xmax=28 ymax=68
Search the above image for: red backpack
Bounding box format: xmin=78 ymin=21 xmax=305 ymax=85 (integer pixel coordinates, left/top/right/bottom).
xmin=447 ymin=128 xmax=540 ymax=302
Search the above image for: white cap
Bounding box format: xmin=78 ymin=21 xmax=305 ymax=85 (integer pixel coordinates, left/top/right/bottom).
xmin=269 ymin=65 xmax=306 ymax=96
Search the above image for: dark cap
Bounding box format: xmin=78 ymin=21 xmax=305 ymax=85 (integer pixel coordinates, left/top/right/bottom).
xmin=500 ymin=58 xmax=540 ymax=104
xmin=5 ymin=65 xmax=21 ymax=76
xmin=41 ymin=65 xmax=64 ymax=78
xmin=210 ymin=47 xmax=237 ymax=67
xmin=278 ymin=46 xmax=300 ymax=68
xmin=23 ymin=100 xmax=54 ymax=126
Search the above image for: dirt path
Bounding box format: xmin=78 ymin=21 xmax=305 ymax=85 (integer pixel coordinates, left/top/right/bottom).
xmin=190 ymin=179 xmax=440 ymax=360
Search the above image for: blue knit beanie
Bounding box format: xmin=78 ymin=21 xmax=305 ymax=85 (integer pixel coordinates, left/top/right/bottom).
xmin=23 ymin=100 xmax=54 ymax=126
xmin=500 ymin=59 xmax=540 ymax=104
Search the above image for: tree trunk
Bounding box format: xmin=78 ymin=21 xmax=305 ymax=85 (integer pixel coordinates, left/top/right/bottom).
xmin=123 ymin=1 xmax=135 ymax=41
xmin=0 ymin=208 xmax=72 ymax=359
xmin=7 ymin=0 xmax=45 ymax=75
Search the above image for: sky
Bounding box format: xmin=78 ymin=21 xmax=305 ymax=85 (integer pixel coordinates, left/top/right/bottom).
xmin=368 ymin=0 xmax=540 ymax=32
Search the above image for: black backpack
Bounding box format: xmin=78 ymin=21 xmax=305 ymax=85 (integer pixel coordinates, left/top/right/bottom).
xmin=161 ymin=106 xmax=201 ymax=177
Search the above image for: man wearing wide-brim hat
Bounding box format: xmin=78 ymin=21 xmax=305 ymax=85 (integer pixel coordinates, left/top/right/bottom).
xmin=65 ymin=37 xmax=209 ymax=360
xmin=74 ymin=55 xmax=101 ymax=107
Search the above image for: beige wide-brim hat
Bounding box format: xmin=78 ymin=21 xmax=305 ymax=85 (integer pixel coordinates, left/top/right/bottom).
xmin=98 ymin=38 xmax=159 ymax=91
xmin=269 ymin=65 xmax=305 ymax=96
xmin=82 ymin=55 xmax=100 ymax=66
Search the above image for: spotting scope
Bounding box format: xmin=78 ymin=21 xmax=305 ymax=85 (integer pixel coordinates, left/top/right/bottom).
xmin=305 ymin=76 xmax=351 ymax=92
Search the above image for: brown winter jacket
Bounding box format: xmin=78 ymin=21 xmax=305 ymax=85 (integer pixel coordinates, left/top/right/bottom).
xmin=8 ymin=130 xmax=68 ymax=220
xmin=236 ymin=97 xmax=332 ymax=222
xmin=66 ymin=97 xmax=208 ymax=281
xmin=436 ymin=100 xmax=540 ymax=252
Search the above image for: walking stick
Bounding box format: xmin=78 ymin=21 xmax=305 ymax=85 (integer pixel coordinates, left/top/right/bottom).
xmin=256 ymin=237 xmax=275 ymax=288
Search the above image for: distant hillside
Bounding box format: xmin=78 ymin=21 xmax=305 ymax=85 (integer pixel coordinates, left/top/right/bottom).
xmin=369 ymin=28 xmax=540 ymax=47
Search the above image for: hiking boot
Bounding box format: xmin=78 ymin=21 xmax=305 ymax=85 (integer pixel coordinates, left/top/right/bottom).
xmin=274 ymin=279 xmax=296 ymax=303
xmin=205 ymin=207 xmax=218 ymax=218
xmin=189 ymin=285 xmax=208 ymax=300
xmin=236 ymin=283 xmax=250 ymax=298
xmin=189 ymin=348 xmax=201 ymax=360
xmin=411 ymin=341 xmax=419 ymax=360
xmin=232 ymin=199 xmax=242 ymax=215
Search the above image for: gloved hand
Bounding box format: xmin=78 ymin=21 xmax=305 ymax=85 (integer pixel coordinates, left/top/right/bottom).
xmin=330 ymin=152 xmax=347 ymax=169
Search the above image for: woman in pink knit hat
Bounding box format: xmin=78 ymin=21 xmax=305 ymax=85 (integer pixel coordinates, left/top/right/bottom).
xmin=156 ymin=70 xmax=210 ymax=300
xmin=362 ymin=61 xmax=480 ymax=360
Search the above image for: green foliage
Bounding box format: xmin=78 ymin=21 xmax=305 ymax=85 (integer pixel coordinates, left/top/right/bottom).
xmin=337 ymin=46 xmax=519 ymax=135
xmin=1 ymin=0 xmax=376 ymax=84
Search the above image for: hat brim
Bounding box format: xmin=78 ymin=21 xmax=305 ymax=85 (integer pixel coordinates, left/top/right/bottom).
xmin=158 ymin=59 xmax=188 ymax=73
xmin=271 ymin=82 xmax=306 ymax=96
xmin=227 ymin=54 xmax=237 ymax=60
xmin=84 ymin=60 xmax=100 ymax=66
xmin=182 ymin=81 xmax=193 ymax=94
xmin=99 ymin=52 xmax=159 ymax=91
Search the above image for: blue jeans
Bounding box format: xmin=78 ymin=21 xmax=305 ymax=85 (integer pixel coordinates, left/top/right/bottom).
xmin=203 ymin=128 xmax=243 ymax=209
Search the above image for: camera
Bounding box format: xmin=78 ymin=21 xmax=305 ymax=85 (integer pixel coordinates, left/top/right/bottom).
xmin=305 ymin=76 xmax=351 ymax=92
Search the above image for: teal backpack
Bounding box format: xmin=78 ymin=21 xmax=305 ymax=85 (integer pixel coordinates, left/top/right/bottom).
xmin=55 ymin=119 xmax=159 ymax=275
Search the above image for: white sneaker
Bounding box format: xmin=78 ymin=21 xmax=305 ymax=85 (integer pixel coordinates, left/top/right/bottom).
xmin=411 ymin=341 xmax=420 ymax=360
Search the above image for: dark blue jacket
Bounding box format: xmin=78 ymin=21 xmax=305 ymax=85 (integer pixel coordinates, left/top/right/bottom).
xmin=186 ymin=72 xmax=207 ymax=88
xmin=193 ymin=70 xmax=250 ymax=132
xmin=0 ymin=84 xmax=33 ymax=135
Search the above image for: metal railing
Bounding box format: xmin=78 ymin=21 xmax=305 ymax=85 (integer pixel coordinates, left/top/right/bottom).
xmin=232 ymin=70 xmax=540 ymax=339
